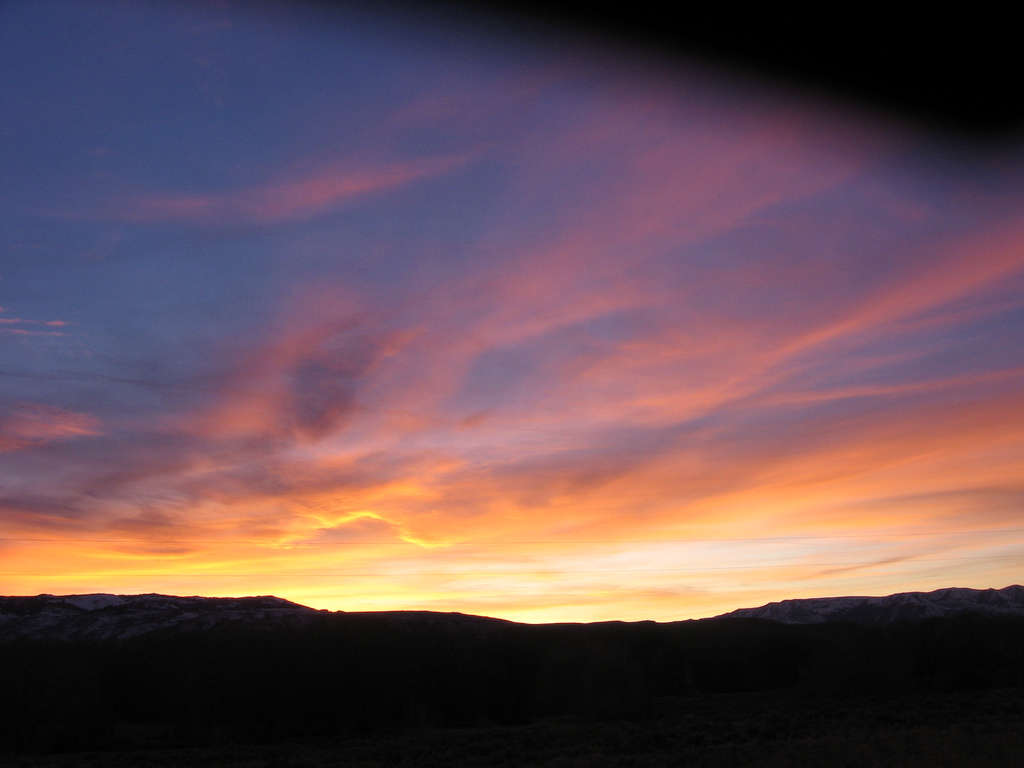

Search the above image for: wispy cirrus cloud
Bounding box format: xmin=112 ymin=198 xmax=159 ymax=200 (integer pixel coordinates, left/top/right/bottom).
xmin=0 ymin=308 xmax=70 ymax=336
xmin=55 ymin=153 xmax=471 ymax=227
xmin=0 ymin=403 xmax=100 ymax=452
xmin=0 ymin=329 xmax=65 ymax=337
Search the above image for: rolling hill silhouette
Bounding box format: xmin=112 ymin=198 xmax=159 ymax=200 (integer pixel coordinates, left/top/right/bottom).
xmin=3 ymin=585 xmax=1024 ymax=641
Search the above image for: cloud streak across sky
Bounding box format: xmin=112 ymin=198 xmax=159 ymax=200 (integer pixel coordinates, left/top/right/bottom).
xmin=1 ymin=1 xmax=1023 ymax=621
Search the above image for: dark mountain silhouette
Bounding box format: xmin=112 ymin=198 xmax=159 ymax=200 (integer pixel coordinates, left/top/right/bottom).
xmin=3 ymin=586 xmax=1024 ymax=760
xmin=0 ymin=592 xmax=513 ymax=642
xmin=4 ymin=584 xmax=1022 ymax=643
xmin=0 ymin=593 xmax=317 ymax=641
xmin=716 ymin=585 xmax=1024 ymax=624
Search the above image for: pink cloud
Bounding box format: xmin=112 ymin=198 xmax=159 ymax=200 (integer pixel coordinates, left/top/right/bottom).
xmin=327 ymin=91 xmax=889 ymax=435
xmin=0 ymin=328 xmax=64 ymax=337
xmin=0 ymin=404 xmax=101 ymax=452
xmin=774 ymin=217 xmax=1024 ymax=364
xmin=0 ymin=315 xmax=70 ymax=331
xmin=78 ymin=153 xmax=470 ymax=227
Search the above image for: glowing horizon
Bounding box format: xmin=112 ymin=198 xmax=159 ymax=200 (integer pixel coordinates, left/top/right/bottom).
xmin=2 ymin=1 xmax=1023 ymax=623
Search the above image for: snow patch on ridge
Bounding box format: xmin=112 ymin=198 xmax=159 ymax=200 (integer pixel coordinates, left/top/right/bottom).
xmin=63 ymin=594 xmax=128 ymax=611
xmin=716 ymin=585 xmax=1024 ymax=624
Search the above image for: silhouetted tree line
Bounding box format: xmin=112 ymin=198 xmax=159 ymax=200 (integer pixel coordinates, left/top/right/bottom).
xmin=2 ymin=612 xmax=1024 ymax=754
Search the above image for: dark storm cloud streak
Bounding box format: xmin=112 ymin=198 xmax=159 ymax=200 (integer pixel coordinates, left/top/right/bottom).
xmin=0 ymin=367 xmax=220 ymax=391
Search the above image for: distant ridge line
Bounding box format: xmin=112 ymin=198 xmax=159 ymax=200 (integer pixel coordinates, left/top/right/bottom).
xmin=2 ymin=584 xmax=1024 ymax=640
xmin=715 ymin=584 xmax=1024 ymax=625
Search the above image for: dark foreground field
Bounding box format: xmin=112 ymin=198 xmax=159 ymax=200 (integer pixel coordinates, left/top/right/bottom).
xmin=4 ymin=611 xmax=1024 ymax=765
xmin=8 ymin=688 xmax=1024 ymax=767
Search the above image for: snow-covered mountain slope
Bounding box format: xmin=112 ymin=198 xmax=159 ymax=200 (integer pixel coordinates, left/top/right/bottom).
xmin=0 ymin=593 xmax=319 ymax=641
xmin=716 ymin=585 xmax=1024 ymax=624
xmin=0 ymin=593 xmax=514 ymax=642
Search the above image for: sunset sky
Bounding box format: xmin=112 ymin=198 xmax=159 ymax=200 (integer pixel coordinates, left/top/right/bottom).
xmin=2 ymin=1 xmax=1023 ymax=623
